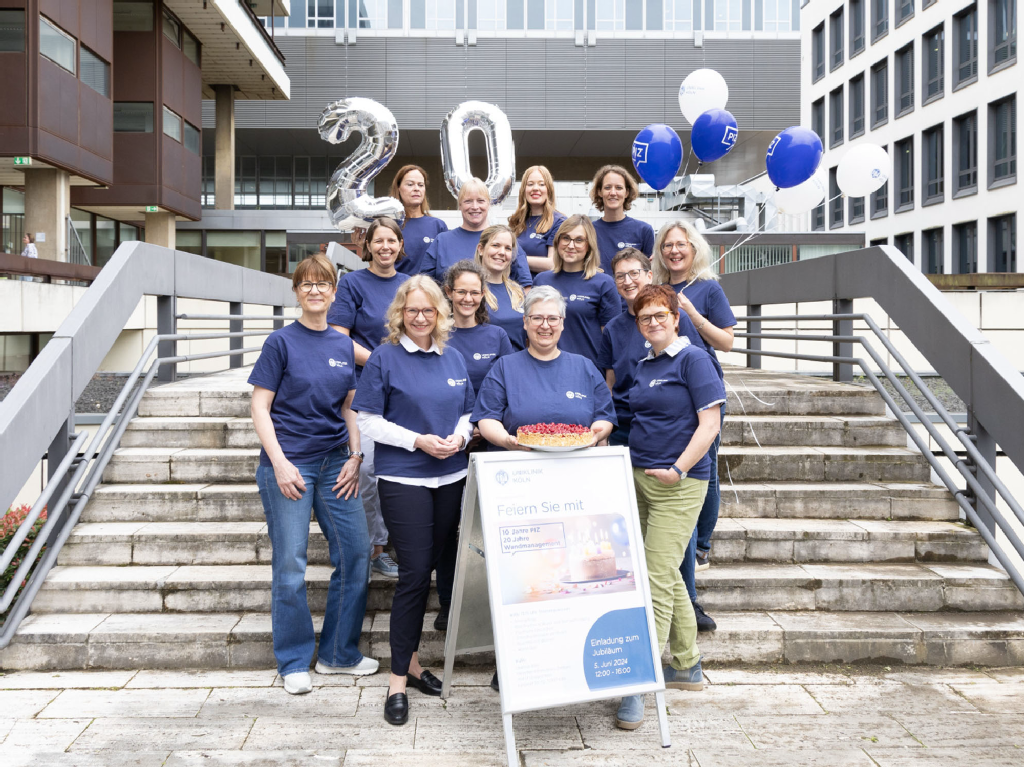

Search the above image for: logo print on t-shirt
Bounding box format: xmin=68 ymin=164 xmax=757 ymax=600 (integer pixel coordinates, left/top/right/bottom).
xmin=645 ymin=341 xmax=652 ymax=348
xmin=530 ymin=232 xmax=540 ymax=239
xmin=618 ymin=242 xmax=626 ymax=249
xmin=473 ymin=353 xmax=482 ymax=360
xmin=649 ymin=379 xmax=668 ymax=387
xmin=447 ymin=378 xmax=456 ymax=386
xmin=328 ymin=358 xmax=347 ymax=368
xmin=570 ymin=294 xmax=577 ymax=301
xmin=423 ymin=236 xmax=432 ymax=243
xmin=566 ymin=391 xmax=587 ymax=399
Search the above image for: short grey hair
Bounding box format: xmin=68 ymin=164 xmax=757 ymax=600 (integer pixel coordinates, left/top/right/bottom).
xmin=523 ymin=285 xmax=566 ymax=318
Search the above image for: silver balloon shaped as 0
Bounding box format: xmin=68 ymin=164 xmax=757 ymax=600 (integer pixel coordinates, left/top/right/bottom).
xmin=318 ymin=97 xmax=404 ymax=231
xmin=440 ymin=100 xmax=516 ymax=204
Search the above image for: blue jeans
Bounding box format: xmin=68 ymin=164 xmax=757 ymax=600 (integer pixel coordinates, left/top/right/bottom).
xmin=256 ymin=447 xmax=371 ymax=676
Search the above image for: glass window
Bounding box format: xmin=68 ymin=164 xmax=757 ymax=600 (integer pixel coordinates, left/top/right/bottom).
xmin=176 ymin=231 xmax=202 ymax=256
xmin=113 ymin=1 xmax=153 ymax=31
xmin=829 ymin=86 xmax=844 ymax=148
xmin=991 ymin=0 xmax=1017 ymax=70
xmin=546 ymin=0 xmax=575 ymax=30
xmin=812 ymin=98 xmax=825 ymax=143
xmin=594 ymin=0 xmax=626 ymax=30
xmin=870 ymin=237 xmax=889 ymax=246
xmin=95 ymin=216 xmax=116 ymax=268
xmin=235 ymin=156 xmax=258 ymax=208
xmin=922 ymin=227 xmax=943 ymax=274
xmin=163 ymin=105 xmax=182 ymax=142
xmin=830 ymin=9 xmax=844 ymax=70
xmin=990 ymin=95 xmax=1017 ymax=184
xmin=954 ymin=110 xmax=978 ymax=194
xmin=923 ymin=124 xmax=943 ymax=203
xmin=812 ymin=23 xmax=825 ymax=81
xmin=895 ymin=136 xmax=914 ymax=210
xmin=664 ymin=0 xmax=694 ymax=30
xmin=183 ymin=30 xmax=200 ymax=66
xmin=113 ymin=102 xmax=154 ymax=132
xmin=989 ymin=214 xmax=1016 ymax=272
xmin=923 ymin=25 xmax=944 ymax=102
xmin=953 ymin=221 xmax=978 ymax=273
xmin=850 ymin=0 xmax=864 ymax=55
xmin=0 ymin=10 xmax=25 ymax=52
xmin=896 ymin=43 xmax=914 ymax=116
xmin=206 ymin=231 xmax=262 ymax=272
xmin=850 ymin=74 xmax=865 ymax=137
xmin=871 ymin=147 xmax=888 ymax=218
xmin=357 ymin=0 xmax=392 ymax=28
xmin=184 ymin=121 xmax=200 ymax=154
xmin=409 ymin=0 xmax=457 ymax=29
xmin=308 ymin=0 xmax=334 ymax=28
xmin=829 ymin=167 xmax=843 ymax=228
xmin=624 ymin=0 xmax=643 ymax=30
xmin=762 ymin=0 xmax=791 ymax=31
xmin=849 ymin=195 xmax=865 ymax=224
xmin=871 ymin=58 xmax=888 ymax=127
xmin=897 ymin=0 xmax=913 ymax=25
xmin=894 ymin=232 xmax=914 ymax=263
xmin=40 ymin=17 xmax=76 ymax=75
xmin=162 ymin=10 xmax=180 ymax=47
xmin=812 ymin=201 xmax=825 ymax=231
xmin=80 ymin=47 xmax=110 ymax=97
xmin=872 ymin=0 xmax=888 ymax=40
xmin=713 ymin=0 xmax=743 ymax=31
xmin=954 ymin=5 xmax=978 ymax=87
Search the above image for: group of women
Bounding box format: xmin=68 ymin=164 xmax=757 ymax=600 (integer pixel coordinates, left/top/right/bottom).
xmin=248 ymin=162 xmax=736 ymax=732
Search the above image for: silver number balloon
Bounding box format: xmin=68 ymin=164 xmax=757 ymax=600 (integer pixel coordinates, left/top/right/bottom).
xmin=440 ymin=100 xmax=516 ymax=205
xmin=318 ymin=97 xmax=403 ymax=231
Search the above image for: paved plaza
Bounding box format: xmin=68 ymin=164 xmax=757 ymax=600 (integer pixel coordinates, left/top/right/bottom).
xmin=1 ymin=664 xmax=1022 ymax=765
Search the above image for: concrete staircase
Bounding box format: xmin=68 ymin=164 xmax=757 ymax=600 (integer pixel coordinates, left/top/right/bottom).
xmin=3 ymin=366 xmax=1024 ymax=670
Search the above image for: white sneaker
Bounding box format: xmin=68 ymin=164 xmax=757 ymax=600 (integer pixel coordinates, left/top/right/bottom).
xmin=282 ymin=671 xmax=313 ymax=694
xmin=316 ymin=656 xmax=380 ymax=676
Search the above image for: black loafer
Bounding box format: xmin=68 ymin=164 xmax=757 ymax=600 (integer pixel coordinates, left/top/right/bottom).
xmin=490 ymin=671 xmax=499 ymax=692
xmin=406 ymin=669 xmax=443 ymax=696
xmin=384 ymin=689 xmax=408 ymax=725
xmin=434 ymin=603 xmax=450 ymax=631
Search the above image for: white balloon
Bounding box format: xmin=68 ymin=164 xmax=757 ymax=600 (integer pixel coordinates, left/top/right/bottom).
xmin=774 ymin=167 xmax=827 ymax=215
xmin=836 ymin=143 xmax=891 ymax=198
xmin=678 ymin=69 xmax=730 ymax=125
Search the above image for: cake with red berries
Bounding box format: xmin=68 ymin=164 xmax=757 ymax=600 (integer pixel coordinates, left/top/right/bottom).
xmin=516 ymin=422 xmax=594 ymax=448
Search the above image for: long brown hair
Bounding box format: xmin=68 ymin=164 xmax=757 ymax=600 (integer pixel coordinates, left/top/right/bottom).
xmin=389 ymin=164 xmax=432 ymax=216
xmin=507 ymin=165 xmax=559 ymax=237
xmin=551 ymin=215 xmax=601 ymax=279
xmin=444 ymin=259 xmax=490 ymax=326
xmin=475 ymin=225 xmax=525 ymax=314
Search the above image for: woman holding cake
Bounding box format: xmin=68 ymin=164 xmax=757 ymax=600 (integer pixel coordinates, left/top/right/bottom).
xmin=507 ymin=165 xmax=566 ymax=275
xmin=473 ymin=285 xmax=616 ymax=451
xmin=351 ymin=275 xmax=475 ymax=726
xmin=613 ymin=284 xmax=725 ymax=732
xmin=533 ymin=215 xmax=621 ymax=368
xmin=475 ymin=225 xmax=528 ymax=351
xmin=391 ymin=164 xmax=448 ymax=276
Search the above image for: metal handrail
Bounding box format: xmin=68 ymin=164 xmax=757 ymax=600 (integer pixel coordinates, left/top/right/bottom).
xmin=65 ymin=216 xmax=90 ymax=267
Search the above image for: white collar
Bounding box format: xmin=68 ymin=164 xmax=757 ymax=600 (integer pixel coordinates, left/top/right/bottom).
xmin=400 ymin=333 xmax=442 ymax=355
xmin=643 ymin=335 xmax=692 ymax=361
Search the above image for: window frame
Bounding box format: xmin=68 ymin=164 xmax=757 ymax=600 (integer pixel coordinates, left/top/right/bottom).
xmin=113 ymin=102 xmax=155 ymax=133
xmin=989 ymin=95 xmax=1018 ymax=189
xmin=184 ymin=121 xmax=201 ymax=154
xmin=829 ymin=85 xmax=845 ymax=148
xmin=813 ymin=22 xmax=826 ymax=82
xmin=989 ymin=0 xmax=1018 ymax=74
xmin=812 ymin=97 xmax=826 ymax=143
xmin=871 ymin=58 xmax=889 ymax=128
xmin=922 ymin=123 xmax=944 ymax=205
xmin=849 ymin=194 xmax=866 ymax=224
xmin=0 ymin=9 xmax=26 ymax=52
xmin=988 ymin=213 xmax=1017 ymax=272
xmin=872 ymin=0 xmax=889 ymax=42
xmin=850 ymin=0 xmax=865 ymax=57
xmin=894 ymin=232 xmax=915 ymax=264
xmin=849 ymin=73 xmax=866 ymax=138
xmin=953 ymin=110 xmax=978 ymax=197
xmin=896 ymin=0 xmax=914 ymax=27
xmin=923 ymin=24 xmax=944 ymax=105
xmin=162 ymin=9 xmax=181 ymax=48
xmin=829 ymin=166 xmax=844 ymax=229
xmin=922 ymin=227 xmax=944 ymax=274
xmin=79 ymin=45 xmax=110 ymax=98
xmin=830 ymin=8 xmax=844 ymax=72
xmin=896 ymin=42 xmax=914 ymax=118
xmin=162 ymin=105 xmax=182 ymax=143
xmin=39 ymin=16 xmax=77 ymax=75
xmin=953 ymin=5 xmax=979 ymax=90
xmin=894 ymin=136 xmax=915 ymax=212
xmin=953 ymin=220 xmax=978 ymax=274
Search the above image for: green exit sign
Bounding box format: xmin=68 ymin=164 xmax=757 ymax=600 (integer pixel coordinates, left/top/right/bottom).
xmin=13 ymin=157 xmax=32 ymax=166
xmin=145 ymin=206 xmax=159 ymax=212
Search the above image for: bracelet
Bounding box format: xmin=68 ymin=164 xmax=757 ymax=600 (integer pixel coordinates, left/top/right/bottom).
xmin=696 ymin=317 xmax=708 ymax=332
xmin=349 ymin=451 xmax=365 ymax=461
xmin=670 ymin=465 xmax=687 ymax=478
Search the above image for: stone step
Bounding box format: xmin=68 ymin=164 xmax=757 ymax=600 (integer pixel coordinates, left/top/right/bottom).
xmin=4 ymin=609 xmax=1023 ymax=670
xmin=119 ymin=414 xmax=909 ymax=451
xmin=81 ymin=481 xmax=960 ymax=524
xmin=57 ymin=518 xmax=987 ymax=568
xmin=29 ymin=563 xmax=1023 ymax=615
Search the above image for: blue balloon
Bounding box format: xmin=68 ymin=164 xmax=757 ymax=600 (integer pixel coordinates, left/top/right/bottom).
xmin=631 ymin=123 xmax=683 ymax=191
xmin=691 ymin=109 xmax=739 ymax=163
xmin=765 ymin=126 xmax=824 ymax=189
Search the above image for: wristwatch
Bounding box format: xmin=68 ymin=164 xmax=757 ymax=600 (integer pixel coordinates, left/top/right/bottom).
xmin=670 ymin=465 xmax=687 ymax=479
xmin=350 ymin=451 xmax=365 ymax=461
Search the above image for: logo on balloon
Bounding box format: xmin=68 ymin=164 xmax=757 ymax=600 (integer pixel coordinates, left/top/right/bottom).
xmin=631 ymin=124 xmax=683 ymax=191
xmin=766 ymin=135 xmax=781 ymax=157
xmin=632 ymin=142 xmax=649 ymax=164
xmin=871 ymin=169 xmax=882 ymax=179
xmin=722 ymin=126 xmax=738 ymax=147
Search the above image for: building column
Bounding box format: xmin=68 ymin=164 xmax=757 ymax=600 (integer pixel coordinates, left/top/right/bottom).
xmin=214 ymin=84 xmax=235 ymax=210
xmin=145 ymin=211 xmax=176 ymax=249
xmin=23 ymin=168 xmax=70 ymax=261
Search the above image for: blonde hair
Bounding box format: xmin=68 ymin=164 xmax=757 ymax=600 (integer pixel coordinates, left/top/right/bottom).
xmin=475 ymin=225 xmax=525 ymax=314
xmin=390 ymin=164 xmax=432 ymax=216
xmin=652 ymin=220 xmax=718 ymax=285
xmin=507 ymin=165 xmax=559 ymax=237
xmin=551 ymin=214 xmax=601 ymax=280
xmin=590 ymin=164 xmax=640 ymax=213
xmin=457 ymin=177 xmax=491 ymax=208
xmin=383 ymin=275 xmax=454 ymax=351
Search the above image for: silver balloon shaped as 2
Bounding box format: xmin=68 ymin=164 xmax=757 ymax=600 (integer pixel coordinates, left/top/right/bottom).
xmin=319 ymin=97 xmax=403 ymax=231
xmin=440 ymin=100 xmax=516 ymax=204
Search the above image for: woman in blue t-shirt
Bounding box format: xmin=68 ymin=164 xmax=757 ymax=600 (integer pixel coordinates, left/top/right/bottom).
xmin=507 ymin=165 xmax=567 ymax=275
xmin=390 ymin=164 xmax=449 ymax=275
xmin=249 ymin=254 xmax=378 ymax=696
xmin=352 ymin=275 xmax=475 ymax=727
xmin=474 ymin=285 xmax=616 ymax=450
xmin=534 ymin=214 xmax=621 ymax=367
xmin=475 ymin=224 xmax=528 ymax=351
xmin=652 ymin=220 xmax=736 ymax=613
xmin=590 ymin=164 xmax=656 ymax=275
xmin=613 ymin=284 xmax=725 ymax=732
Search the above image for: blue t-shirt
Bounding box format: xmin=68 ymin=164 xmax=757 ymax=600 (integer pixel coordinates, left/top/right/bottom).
xmin=449 ymin=323 xmax=515 ymax=393
xmin=247 ymin=322 xmax=356 ymax=467
xmin=598 ymin=310 xmax=705 ymax=426
xmin=352 ymin=343 xmax=475 ymax=478
xmin=327 ymin=269 xmax=410 ymax=359
xmin=533 ymin=270 xmax=620 ymax=367
xmin=628 ymin=341 xmax=726 ymax=478
xmin=592 ymin=216 xmax=656 ymax=275
xmin=396 ymin=215 xmax=448 ymax=276
xmin=485 ymin=281 xmax=527 ymax=351
xmin=422 ymin=227 xmax=533 ymax=287
xmin=518 ymin=212 xmax=567 ymax=260
xmin=670 ymin=278 xmax=737 ymax=375
xmin=472 ymin=350 xmax=617 ymax=447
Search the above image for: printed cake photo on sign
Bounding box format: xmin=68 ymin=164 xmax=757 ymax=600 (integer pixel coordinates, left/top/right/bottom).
xmin=496 ymin=513 xmax=636 ymax=605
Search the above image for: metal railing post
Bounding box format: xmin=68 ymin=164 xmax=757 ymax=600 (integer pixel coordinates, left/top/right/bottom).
xmin=273 ymin=305 xmax=284 ymax=330
xmin=967 ymin=413 xmax=998 ymax=540
xmin=157 ymin=295 xmax=178 ymax=383
xmin=229 ymin=301 xmax=243 ymax=368
xmin=832 ymin=298 xmax=853 ymax=382
xmin=747 ymin=304 xmax=762 ymax=369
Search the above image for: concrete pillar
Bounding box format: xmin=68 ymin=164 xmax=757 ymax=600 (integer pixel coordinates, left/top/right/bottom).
xmin=145 ymin=211 xmax=176 ymax=249
xmin=214 ymin=85 xmax=235 ymax=210
xmin=23 ymin=168 xmax=71 ymax=261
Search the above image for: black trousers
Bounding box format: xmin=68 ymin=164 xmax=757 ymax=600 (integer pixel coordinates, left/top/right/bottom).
xmin=378 ymin=477 xmax=465 ymax=676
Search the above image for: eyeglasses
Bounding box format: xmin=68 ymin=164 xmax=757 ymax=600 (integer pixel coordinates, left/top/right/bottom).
xmin=404 ymin=307 xmax=437 ymax=319
xmin=637 ymin=312 xmax=673 ymax=327
xmin=558 ymin=236 xmax=587 ymax=247
xmin=298 ymin=281 xmax=333 ymax=294
xmin=613 ymin=269 xmax=649 ymax=283
xmin=526 ymin=315 xmax=562 ymax=327
xmin=451 ymin=289 xmax=483 ymax=299
xmin=661 ymin=241 xmax=691 ymax=253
